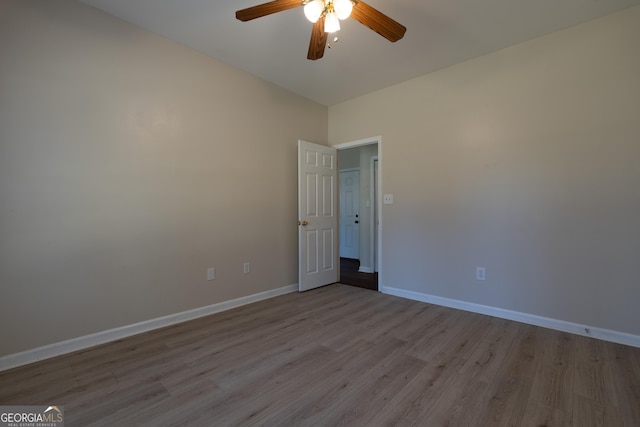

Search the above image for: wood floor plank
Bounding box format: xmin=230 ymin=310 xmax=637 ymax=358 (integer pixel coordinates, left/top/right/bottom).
xmin=520 ymin=400 xmax=569 ymax=427
xmin=332 ymin=355 xmax=428 ymax=427
xmin=470 ymin=324 xmax=539 ymax=426
xmin=349 ymin=353 xmax=463 ymax=425
xmin=1 ymin=284 xmax=638 ymax=426
xmin=528 ymin=329 xmax=575 ymax=413
xmin=419 ymin=373 xmax=492 ymax=426
xmin=188 ymin=344 xmax=342 ymax=426
xmin=259 ymin=337 xmax=412 ymax=426
xmin=124 ymin=379 xmax=224 ymax=427
xmin=64 ymin=377 xmax=171 ymax=426
xmin=458 ymin=317 xmax=522 ymax=383
xmin=0 ymin=358 xmax=75 ymax=403
xmin=573 ymin=334 xmax=617 ymax=408
xmin=571 ymin=393 xmax=608 ymax=427
xmin=605 ymin=342 xmax=640 ymax=426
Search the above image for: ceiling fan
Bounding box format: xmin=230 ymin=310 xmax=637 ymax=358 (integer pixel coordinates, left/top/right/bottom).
xmin=236 ymin=0 xmax=406 ymax=60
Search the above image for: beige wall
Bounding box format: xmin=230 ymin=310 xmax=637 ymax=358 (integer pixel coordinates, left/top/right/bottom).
xmin=330 ymin=6 xmax=640 ymax=335
xmin=0 ymin=0 xmax=327 ymax=356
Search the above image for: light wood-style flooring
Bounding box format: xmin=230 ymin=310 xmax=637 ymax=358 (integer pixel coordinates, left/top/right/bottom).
xmin=1 ymin=284 xmax=639 ymax=426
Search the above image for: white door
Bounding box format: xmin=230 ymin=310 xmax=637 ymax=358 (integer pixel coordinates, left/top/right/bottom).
xmin=298 ymin=140 xmax=339 ymax=292
xmin=339 ymin=170 xmax=360 ymax=259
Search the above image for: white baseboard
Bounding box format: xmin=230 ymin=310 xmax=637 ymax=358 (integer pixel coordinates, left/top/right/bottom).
xmin=381 ymin=286 xmax=640 ymax=348
xmin=358 ymin=265 xmax=374 ymax=273
xmin=0 ymin=284 xmax=298 ymax=372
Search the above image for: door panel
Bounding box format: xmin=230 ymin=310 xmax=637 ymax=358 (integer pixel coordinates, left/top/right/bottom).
xmin=298 ymin=140 xmax=338 ymax=292
xmin=339 ymin=170 xmax=360 ymax=259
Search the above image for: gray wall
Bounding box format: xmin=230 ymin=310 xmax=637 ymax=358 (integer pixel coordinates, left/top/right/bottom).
xmin=330 ymin=6 xmax=640 ymax=335
xmin=0 ymin=0 xmax=327 ymax=356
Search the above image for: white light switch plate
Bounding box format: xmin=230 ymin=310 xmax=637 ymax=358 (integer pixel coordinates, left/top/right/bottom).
xmin=383 ymin=194 xmax=394 ymax=204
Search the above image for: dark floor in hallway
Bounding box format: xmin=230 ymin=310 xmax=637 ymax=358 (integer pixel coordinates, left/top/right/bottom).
xmin=340 ymin=258 xmax=377 ymax=290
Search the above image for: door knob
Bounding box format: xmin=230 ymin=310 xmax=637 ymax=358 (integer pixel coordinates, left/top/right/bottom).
xmin=355 ymin=220 xmax=359 ymax=224
xmin=299 ymin=220 xmax=309 ymax=226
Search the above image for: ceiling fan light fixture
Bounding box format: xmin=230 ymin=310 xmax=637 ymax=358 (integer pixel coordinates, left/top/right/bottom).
xmin=236 ymin=0 xmax=406 ymax=60
xmin=303 ymin=0 xmax=324 ymax=23
xmin=324 ymin=11 xmax=340 ymax=32
xmin=333 ymin=0 xmax=353 ymax=20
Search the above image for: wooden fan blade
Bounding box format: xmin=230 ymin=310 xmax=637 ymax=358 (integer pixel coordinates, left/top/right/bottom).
xmin=236 ymin=0 xmax=302 ymax=22
xmin=307 ymin=17 xmax=328 ymax=60
xmin=350 ymin=1 xmax=406 ymax=42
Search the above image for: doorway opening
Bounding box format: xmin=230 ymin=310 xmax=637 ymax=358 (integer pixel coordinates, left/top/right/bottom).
xmin=339 ymin=257 xmax=378 ymax=290
xmin=335 ymin=137 xmax=381 ymax=291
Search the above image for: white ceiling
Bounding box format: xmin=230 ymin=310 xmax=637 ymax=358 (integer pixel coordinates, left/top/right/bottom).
xmin=79 ymin=0 xmax=640 ymax=106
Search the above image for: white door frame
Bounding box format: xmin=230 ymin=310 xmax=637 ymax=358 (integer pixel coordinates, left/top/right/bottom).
xmin=332 ymin=136 xmax=382 ymax=290
xmin=370 ymin=156 xmax=379 ymax=273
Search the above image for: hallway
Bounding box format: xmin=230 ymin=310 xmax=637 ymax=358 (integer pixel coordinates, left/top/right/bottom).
xmin=339 ymin=258 xmax=377 ymax=291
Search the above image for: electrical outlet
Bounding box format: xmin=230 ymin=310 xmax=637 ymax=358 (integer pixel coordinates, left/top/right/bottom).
xmin=243 ymin=262 xmax=250 ymax=274
xmin=383 ymin=194 xmax=394 ymax=204
xmin=207 ymin=267 xmax=215 ymax=281
xmin=476 ymin=267 xmax=486 ymax=281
